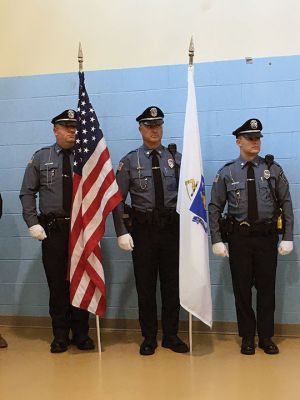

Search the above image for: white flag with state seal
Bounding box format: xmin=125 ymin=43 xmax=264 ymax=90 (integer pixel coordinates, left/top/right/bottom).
xmin=177 ymin=64 xmax=212 ymax=327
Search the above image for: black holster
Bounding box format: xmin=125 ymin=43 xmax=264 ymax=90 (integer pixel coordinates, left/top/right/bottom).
xmin=218 ymin=214 xmax=234 ymax=243
xmin=38 ymin=213 xmax=61 ymax=236
xmin=122 ymin=204 xmax=133 ymax=233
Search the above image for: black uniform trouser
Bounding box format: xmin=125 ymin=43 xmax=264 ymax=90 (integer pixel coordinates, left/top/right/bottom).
xmin=131 ymin=220 xmax=180 ymax=339
xmin=228 ymin=231 xmax=279 ymax=338
xmin=41 ymin=221 xmax=90 ymax=342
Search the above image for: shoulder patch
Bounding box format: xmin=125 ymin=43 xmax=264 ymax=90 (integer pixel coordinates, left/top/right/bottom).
xmin=117 ymin=161 xmax=124 ymax=172
xmin=213 ymin=173 xmax=220 ymax=183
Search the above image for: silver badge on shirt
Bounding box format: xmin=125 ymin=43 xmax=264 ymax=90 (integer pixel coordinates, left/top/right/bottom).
xmin=168 ymin=159 xmax=174 ymax=168
xmin=263 ymin=169 xmax=271 ymax=180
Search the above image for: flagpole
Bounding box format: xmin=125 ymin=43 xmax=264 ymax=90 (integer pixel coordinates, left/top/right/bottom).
xmin=188 ymin=36 xmax=194 ymax=354
xmin=78 ymin=42 xmax=83 ymax=72
xmin=77 ymin=42 xmax=102 ymax=354
xmin=96 ymin=313 xmax=102 ymax=354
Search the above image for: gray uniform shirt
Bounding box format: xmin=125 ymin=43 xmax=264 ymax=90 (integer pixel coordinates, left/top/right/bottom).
xmin=20 ymin=143 xmax=74 ymax=227
xmin=208 ymin=155 xmax=294 ymax=244
xmin=113 ymin=144 xmax=181 ymax=236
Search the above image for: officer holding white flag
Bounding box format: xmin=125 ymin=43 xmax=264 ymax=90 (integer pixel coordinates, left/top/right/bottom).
xmin=208 ymin=119 xmax=294 ymax=355
xmin=113 ymin=106 xmax=189 ymax=356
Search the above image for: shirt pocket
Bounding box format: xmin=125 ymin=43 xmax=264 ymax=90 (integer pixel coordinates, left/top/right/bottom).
xmin=258 ymin=179 xmax=272 ymax=203
xmin=226 ymin=181 xmax=246 ymax=208
xmin=162 ymin=167 xmax=177 ymax=191
xmin=130 ymin=168 xmax=152 ymax=192
xmin=40 ymin=162 xmax=59 ymax=186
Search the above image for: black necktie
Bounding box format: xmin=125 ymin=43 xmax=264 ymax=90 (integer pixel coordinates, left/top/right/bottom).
xmin=247 ymin=162 xmax=258 ymax=223
xmin=151 ymin=150 xmax=164 ymax=209
xmin=62 ymin=150 xmax=73 ymax=215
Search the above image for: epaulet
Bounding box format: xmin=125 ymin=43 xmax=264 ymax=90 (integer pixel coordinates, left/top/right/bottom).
xmin=36 ymin=146 xmax=51 ymax=154
xmin=27 ymin=146 xmax=51 ymax=164
xmin=219 ymin=159 xmax=235 ymax=170
xmin=127 ymin=150 xmax=137 ymax=156
xmin=121 ymin=150 xmax=136 ymax=161
xmin=272 ymin=160 xmax=281 ymax=167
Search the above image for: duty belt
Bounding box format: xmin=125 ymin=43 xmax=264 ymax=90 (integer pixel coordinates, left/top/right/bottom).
xmin=232 ymin=219 xmax=277 ymax=236
xmin=132 ymin=207 xmax=178 ymax=227
xmin=38 ymin=213 xmax=70 ymax=235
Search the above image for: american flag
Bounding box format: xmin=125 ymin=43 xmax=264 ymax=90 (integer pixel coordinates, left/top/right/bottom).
xmin=69 ymin=71 xmax=122 ymax=316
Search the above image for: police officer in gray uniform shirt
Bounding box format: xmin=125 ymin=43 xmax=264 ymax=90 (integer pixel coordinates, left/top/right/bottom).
xmin=113 ymin=106 xmax=188 ymax=356
xmin=20 ymin=110 xmax=94 ymax=353
xmin=208 ymin=119 xmax=294 ymax=355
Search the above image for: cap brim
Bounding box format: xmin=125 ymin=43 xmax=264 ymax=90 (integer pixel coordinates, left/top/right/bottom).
xmin=242 ymin=132 xmax=263 ymax=138
xmin=141 ymin=119 xmax=164 ymax=126
xmin=55 ymin=121 xmax=77 ymax=127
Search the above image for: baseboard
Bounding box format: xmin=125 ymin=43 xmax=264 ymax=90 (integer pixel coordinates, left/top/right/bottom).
xmin=0 ymin=315 xmax=299 ymax=337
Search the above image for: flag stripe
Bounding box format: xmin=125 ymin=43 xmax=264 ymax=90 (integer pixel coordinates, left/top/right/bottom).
xmin=69 ymin=71 xmax=122 ymax=316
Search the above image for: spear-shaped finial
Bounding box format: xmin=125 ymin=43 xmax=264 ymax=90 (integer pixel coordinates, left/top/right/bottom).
xmin=78 ymin=42 xmax=83 ymax=72
xmin=189 ymin=36 xmax=194 ymax=65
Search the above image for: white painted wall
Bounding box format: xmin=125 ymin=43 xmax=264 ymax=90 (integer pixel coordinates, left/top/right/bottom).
xmin=1 ymin=0 xmax=300 ymax=76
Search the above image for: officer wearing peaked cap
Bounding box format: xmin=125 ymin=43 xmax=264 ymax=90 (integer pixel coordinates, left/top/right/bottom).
xmin=113 ymin=106 xmax=189 ymax=355
xmin=208 ymin=118 xmax=294 ymax=355
xmin=20 ymin=109 xmax=95 ymax=353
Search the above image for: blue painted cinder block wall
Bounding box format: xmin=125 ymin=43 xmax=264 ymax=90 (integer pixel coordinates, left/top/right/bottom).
xmin=0 ymin=55 xmax=299 ymax=324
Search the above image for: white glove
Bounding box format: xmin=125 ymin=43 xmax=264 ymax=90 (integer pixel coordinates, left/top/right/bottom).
xmin=117 ymin=233 xmax=134 ymax=251
xmin=29 ymin=224 xmax=47 ymax=241
xmin=212 ymin=242 xmax=229 ymax=257
xmin=278 ymin=240 xmax=293 ymax=256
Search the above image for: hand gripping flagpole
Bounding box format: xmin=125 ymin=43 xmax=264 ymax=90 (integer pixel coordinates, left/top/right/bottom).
xmin=188 ymin=36 xmax=194 ymax=354
xmin=77 ymin=42 xmax=102 ymax=354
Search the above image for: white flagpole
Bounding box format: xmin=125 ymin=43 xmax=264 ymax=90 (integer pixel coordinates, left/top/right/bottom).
xmin=96 ymin=315 xmax=102 ymax=354
xmin=188 ymin=38 xmax=194 ymax=355
xmin=189 ymin=313 xmax=193 ymax=353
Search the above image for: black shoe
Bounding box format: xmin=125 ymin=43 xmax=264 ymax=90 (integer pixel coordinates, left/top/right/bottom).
xmin=241 ymin=337 xmax=255 ymax=355
xmin=0 ymin=334 xmax=8 ymax=348
xmin=162 ymin=335 xmax=189 ymax=353
xmin=73 ymin=336 xmax=95 ymax=351
xmin=50 ymin=339 xmax=69 ymax=353
xmin=258 ymin=338 xmax=279 ymax=354
xmin=140 ymin=338 xmax=157 ymax=356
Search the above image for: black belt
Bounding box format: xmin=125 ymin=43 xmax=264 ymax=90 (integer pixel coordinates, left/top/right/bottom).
xmin=132 ymin=207 xmax=178 ymax=226
xmin=232 ymin=219 xmax=276 ymax=236
xmin=38 ymin=214 xmax=70 ymax=234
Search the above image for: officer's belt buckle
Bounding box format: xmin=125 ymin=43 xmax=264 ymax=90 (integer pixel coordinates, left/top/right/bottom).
xmin=239 ymin=221 xmax=250 ymax=227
